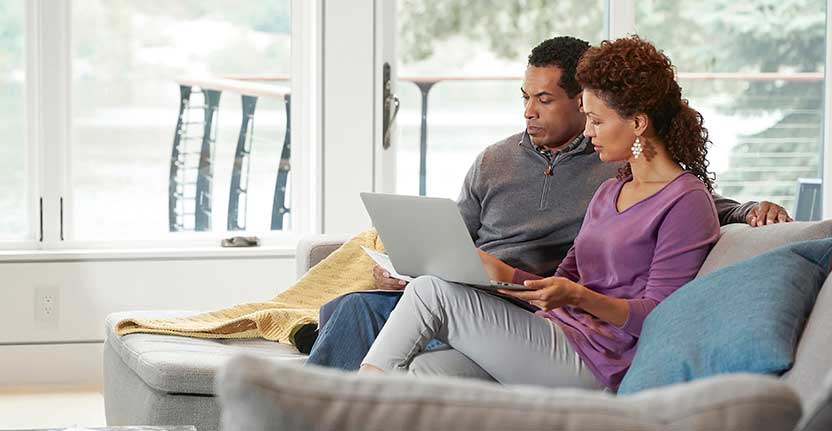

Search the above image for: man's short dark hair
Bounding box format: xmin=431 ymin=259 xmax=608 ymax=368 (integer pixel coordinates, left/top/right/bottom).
xmin=528 ymin=36 xmax=591 ymax=98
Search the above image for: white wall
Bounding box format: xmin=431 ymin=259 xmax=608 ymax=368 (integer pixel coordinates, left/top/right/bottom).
xmin=322 ymin=0 xmax=376 ymax=234
xmin=0 ymin=256 xmax=296 ymax=385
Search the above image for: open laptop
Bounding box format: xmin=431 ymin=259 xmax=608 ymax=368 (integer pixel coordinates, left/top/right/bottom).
xmin=360 ymin=192 xmax=531 ymax=291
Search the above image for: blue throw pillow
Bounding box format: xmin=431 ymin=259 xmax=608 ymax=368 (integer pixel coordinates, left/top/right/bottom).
xmin=618 ymin=237 xmax=832 ymax=394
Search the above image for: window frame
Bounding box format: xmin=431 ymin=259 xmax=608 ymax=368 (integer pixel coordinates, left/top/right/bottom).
xmin=1 ymin=0 xmax=323 ymax=256
xmin=824 ymin=0 xmax=832 ymax=218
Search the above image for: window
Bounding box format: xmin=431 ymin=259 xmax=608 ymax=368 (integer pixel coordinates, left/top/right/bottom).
xmin=0 ymin=1 xmax=28 ymax=241
xmin=70 ymin=1 xmax=294 ymax=240
xmin=392 ymin=1 xmax=828 ymax=221
xmin=0 ymin=0 xmax=319 ymax=252
xmin=395 ymin=0 xmax=605 ymax=198
xmin=636 ymin=1 xmax=826 ymax=217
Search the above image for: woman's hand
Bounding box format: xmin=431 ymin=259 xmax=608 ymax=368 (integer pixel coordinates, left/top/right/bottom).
xmin=498 ymin=276 xmax=584 ymax=311
xmin=477 ymin=249 xmax=515 ymax=283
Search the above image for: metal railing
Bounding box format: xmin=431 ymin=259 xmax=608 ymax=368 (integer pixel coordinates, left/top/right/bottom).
xmin=168 ymin=71 xmax=824 ymax=229
xmin=168 ymin=75 xmax=291 ymax=232
xmin=399 ymin=71 xmax=824 ymax=196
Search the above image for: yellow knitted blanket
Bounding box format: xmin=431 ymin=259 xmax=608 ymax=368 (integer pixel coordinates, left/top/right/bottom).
xmin=115 ymin=229 xmax=384 ymax=344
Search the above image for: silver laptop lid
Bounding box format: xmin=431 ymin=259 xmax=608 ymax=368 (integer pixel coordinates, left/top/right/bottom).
xmin=360 ymin=192 xmax=491 ymax=286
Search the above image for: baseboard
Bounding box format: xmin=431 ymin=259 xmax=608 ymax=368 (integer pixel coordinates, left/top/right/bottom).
xmin=0 ymin=343 xmax=104 ymax=386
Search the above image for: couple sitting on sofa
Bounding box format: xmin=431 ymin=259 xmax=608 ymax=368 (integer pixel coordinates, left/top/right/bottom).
xmin=305 ymin=35 xmax=793 ymax=392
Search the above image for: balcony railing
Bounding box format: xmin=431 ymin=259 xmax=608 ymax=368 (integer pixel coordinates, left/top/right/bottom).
xmin=168 ymin=72 xmax=824 ymax=231
xmin=169 ymin=75 xmax=290 ymax=232
xmin=399 ymin=72 xmax=824 ymax=196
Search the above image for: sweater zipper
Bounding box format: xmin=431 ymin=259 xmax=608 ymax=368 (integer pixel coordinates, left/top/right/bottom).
xmin=539 ymin=152 xmax=564 ymax=210
xmin=531 ymin=150 xmax=557 ymax=210
xmin=522 ymin=141 xmax=574 ymax=209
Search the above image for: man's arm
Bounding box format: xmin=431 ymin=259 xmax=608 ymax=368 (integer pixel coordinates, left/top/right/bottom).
xmin=713 ymin=193 xmax=793 ymax=226
xmin=456 ymin=152 xmax=485 ymax=241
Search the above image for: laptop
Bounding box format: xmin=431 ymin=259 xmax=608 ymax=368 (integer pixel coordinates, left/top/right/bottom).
xmin=360 ymin=192 xmax=531 ymax=291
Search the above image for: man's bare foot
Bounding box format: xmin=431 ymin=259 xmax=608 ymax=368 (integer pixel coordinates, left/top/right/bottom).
xmin=358 ymin=363 xmax=384 ymax=374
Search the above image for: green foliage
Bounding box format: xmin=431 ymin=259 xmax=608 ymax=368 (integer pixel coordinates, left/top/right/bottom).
xmin=399 ymin=0 xmax=603 ymax=63
xmin=398 ymin=0 xmax=826 ymax=209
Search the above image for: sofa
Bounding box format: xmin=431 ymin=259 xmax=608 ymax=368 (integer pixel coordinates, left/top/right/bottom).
xmin=104 ymin=222 xmax=832 ymax=431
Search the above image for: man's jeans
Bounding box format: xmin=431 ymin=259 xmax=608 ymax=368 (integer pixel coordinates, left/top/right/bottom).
xmin=305 ymin=291 xmax=444 ymax=370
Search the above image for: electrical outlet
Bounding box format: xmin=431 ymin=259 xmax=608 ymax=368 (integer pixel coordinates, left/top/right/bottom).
xmin=34 ymin=285 xmax=60 ymax=326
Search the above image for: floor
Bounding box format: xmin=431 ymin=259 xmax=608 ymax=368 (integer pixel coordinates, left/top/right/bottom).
xmin=0 ymin=385 xmax=106 ymax=429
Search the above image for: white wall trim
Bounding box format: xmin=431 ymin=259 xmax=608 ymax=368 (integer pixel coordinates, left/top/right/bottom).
xmin=321 ymin=0 xmax=375 ymax=234
xmin=0 ymin=343 xmax=104 ymax=386
xmin=0 ymin=246 xmax=294 ymax=263
xmin=291 ymin=0 xmax=324 ymax=235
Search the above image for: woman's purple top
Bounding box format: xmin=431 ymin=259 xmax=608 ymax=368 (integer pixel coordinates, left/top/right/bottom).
xmin=512 ymin=171 xmax=720 ymax=390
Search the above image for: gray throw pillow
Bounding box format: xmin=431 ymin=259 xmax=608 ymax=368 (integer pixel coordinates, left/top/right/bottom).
xmin=216 ymin=355 xmax=802 ymax=431
xmin=698 ymin=220 xmax=832 ymax=276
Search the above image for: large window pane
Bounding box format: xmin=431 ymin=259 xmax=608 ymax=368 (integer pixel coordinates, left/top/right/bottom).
xmin=71 ymin=0 xmax=292 ymax=240
xmin=0 ymin=1 xmax=28 ymax=240
xmin=396 ymin=0 xmax=605 ymax=198
xmin=636 ymin=0 xmax=825 ymax=217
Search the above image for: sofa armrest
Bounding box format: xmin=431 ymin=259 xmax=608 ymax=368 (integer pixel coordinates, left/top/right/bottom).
xmin=295 ymin=233 xmax=352 ymax=279
xmin=217 ymin=354 xmax=802 ymax=431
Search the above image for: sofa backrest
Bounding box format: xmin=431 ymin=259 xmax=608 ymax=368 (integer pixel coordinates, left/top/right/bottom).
xmin=295 ymin=233 xmax=352 ymax=279
xmin=295 ymin=223 xmax=832 ymax=405
xmin=784 ymin=273 xmax=832 ymax=406
xmin=697 ymin=221 xmax=832 ymax=277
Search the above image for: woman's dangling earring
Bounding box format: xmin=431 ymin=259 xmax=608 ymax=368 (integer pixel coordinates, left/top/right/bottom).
xmin=631 ymin=136 xmax=642 ymax=160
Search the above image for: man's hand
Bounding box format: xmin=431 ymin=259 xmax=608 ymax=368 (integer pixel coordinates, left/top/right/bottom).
xmin=746 ymin=201 xmax=793 ymax=227
xmin=498 ymin=276 xmax=583 ymax=311
xmin=372 ymin=264 xmax=408 ymax=290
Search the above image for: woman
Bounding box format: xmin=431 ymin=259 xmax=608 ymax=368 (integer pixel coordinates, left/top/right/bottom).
xmin=360 ymin=36 xmax=721 ymax=391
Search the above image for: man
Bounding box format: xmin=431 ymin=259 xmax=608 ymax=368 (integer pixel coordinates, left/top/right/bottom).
xmin=305 ymin=36 xmax=792 ymax=378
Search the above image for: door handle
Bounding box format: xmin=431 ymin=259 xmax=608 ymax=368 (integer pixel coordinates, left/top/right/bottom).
xmin=382 ymin=62 xmax=400 ymax=149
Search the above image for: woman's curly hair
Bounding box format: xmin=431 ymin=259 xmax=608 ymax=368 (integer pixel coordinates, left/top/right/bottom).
xmin=575 ymin=36 xmax=714 ymax=192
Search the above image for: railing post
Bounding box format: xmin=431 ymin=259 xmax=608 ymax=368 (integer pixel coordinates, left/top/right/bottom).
xmin=228 ymin=94 xmax=258 ymax=231
xmin=271 ymin=93 xmax=292 ymax=230
xmin=415 ymin=81 xmax=436 ymax=196
xmin=195 ymin=89 xmax=222 ymax=231
xmin=169 ymin=85 xmax=192 ymax=232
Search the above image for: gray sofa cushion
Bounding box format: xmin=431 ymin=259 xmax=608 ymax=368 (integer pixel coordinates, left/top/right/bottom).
xmin=105 ymin=311 xmax=305 ymax=395
xmin=216 ymin=355 xmax=802 ymax=431
xmin=103 ymin=342 xmax=221 ymax=431
xmin=698 ymin=221 xmax=832 ymax=276
xmin=783 ymin=274 xmax=832 ymax=406
xmin=799 ymin=369 xmax=832 ymax=431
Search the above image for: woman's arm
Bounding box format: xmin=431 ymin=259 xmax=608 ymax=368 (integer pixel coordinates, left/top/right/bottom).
xmin=478 ymin=243 xmax=581 ymax=285
xmin=500 ymin=190 xmax=720 ymax=330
